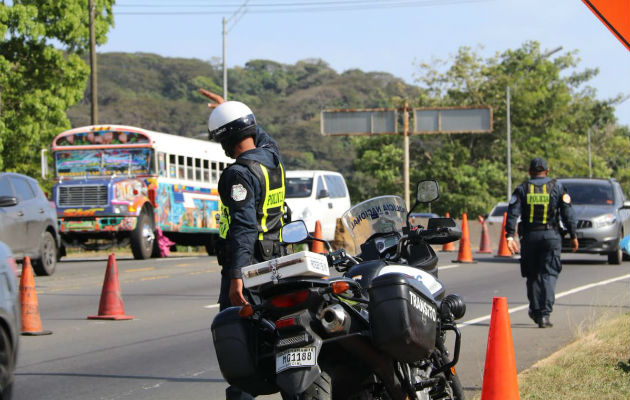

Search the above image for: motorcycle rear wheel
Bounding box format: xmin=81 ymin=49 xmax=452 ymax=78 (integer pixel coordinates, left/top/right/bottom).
xmin=281 ymin=370 xmax=332 ymax=400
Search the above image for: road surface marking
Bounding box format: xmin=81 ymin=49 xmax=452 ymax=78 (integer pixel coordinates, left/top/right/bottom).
xmin=204 ymin=304 xmax=220 ymax=309
xmin=439 ymin=264 xmax=460 ymax=270
xmin=125 ymin=267 xmax=155 ymax=273
xmin=140 ymin=275 xmax=170 ymax=281
xmin=457 ymin=273 xmax=630 ymax=328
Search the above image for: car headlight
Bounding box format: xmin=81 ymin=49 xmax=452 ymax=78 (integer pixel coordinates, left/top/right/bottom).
xmin=592 ymin=214 xmax=616 ymax=229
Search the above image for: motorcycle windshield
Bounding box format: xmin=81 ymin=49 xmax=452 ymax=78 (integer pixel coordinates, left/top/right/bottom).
xmin=341 ymin=195 xmax=407 ymax=254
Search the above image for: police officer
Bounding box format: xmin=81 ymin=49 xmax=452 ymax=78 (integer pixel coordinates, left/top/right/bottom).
xmin=505 ymin=157 xmax=578 ymax=328
xmin=204 ymin=91 xmax=286 ymax=399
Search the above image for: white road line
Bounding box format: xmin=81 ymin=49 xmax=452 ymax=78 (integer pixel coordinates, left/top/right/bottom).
xmin=457 ymin=273 xmax=630 ymax=328
xmin=439 ymin=264 xmax=460 ymax=270
xmin=204 ymin=304 xmax=220 ymax=309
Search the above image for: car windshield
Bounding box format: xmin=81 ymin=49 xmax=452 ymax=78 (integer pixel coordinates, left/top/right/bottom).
xmin=341 ymin=195 xmax=407 ymax=255
xmin=562 ymin=181 xmax=614 ymax=205
xmin=491 ymin=205 xmax=509 ymax=216
xmin=285 ymin=177 xmax=313 ymax=198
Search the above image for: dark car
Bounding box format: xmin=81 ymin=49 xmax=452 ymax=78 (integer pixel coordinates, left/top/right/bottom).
xmin=558 ymin=178 xmax=630 ymax=264
xmin=0 ymin=172 xmax=60 ymax=275
xmin=0 ymin=241 xmax=19 ymax=398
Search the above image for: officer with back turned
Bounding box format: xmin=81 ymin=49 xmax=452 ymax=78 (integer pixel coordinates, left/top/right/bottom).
xmin=203 ymin=89 xmax=286 ymax=399
xmin=505 ymin=157 xmax=578 ymax=328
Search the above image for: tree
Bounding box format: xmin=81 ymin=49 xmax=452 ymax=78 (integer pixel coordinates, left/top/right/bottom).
xmin=0 ymin=0 xmax=114 ymax=177
xmin=405 ymin=41 xmax=629 ymax=216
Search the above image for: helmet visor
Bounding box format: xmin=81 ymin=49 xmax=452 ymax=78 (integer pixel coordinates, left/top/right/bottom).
xmin=208 ymin=113 xmax=256 ymax=142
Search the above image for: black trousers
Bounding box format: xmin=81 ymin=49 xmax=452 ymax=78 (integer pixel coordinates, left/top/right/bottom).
xmin=519 ymin=229 xmax=562 ymax=319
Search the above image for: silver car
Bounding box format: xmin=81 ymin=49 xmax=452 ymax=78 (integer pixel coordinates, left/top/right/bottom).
xmin=0 ymin=241 xmax=19 ymax=399
xmin=559 ymin=178 xmax=630 ymax=264
xmin=0 ymin=172 xmax=60 ymax=275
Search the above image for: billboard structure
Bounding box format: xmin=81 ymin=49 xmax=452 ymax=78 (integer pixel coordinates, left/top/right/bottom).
xmin=321 ymin=105 xmax=493 ymax=207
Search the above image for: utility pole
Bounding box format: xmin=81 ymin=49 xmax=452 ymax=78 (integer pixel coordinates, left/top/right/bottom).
xmin=403 ymin=102 xmax=410 ymax=207
xmin=222 ymin=17 xmax=227 ymax=100
xmin=89 ymin=0 xmax=98 ymax=125
xmin=222 ymin=1 xmax=249 ymax=100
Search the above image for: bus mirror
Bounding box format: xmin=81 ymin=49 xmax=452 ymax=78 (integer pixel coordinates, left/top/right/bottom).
xmin=40 ymin=149 xmax=48 ymax=179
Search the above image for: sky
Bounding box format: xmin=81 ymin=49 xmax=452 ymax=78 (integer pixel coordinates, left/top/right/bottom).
xmin=101 ymin=0 xmax=630 ymax=127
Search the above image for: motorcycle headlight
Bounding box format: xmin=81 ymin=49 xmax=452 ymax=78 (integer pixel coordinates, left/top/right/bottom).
xmin=592 ymin=214 xmax=616 ymax=229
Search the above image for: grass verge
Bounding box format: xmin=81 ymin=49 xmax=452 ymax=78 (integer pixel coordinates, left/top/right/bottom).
xmin=471 ymin=312 xmax=629 ymax=400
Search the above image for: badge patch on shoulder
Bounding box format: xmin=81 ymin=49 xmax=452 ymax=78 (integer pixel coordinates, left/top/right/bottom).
xmin=231 ymin=184 xmax=248 ymax=202
xmin=562 ymin=193 xmax=571 ymax=204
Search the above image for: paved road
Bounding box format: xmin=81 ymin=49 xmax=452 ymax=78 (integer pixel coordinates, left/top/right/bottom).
xmin=12 ymin=252 xmax=629 ymax=399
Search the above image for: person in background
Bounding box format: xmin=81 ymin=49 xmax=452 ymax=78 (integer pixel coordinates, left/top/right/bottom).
xmin=505 ymin=157 xmax=578 ymax=328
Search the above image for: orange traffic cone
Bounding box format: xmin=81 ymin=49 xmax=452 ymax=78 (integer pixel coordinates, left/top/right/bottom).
xmin=20 ymin=256 xmax=52 ymax=336
xmin=453 ymin=213 xmax=475 ymax=263
xmin=496 ymin=212 xmax=513 ymax=257
xmin=480 ymin=297 xmax=520 ymax=400
xmin=477 ymin=215 xmax=493 ymax=254
xmin=311 ymin=220 xmax=325 ymax=254
xmin=88 ymin=254 xmax=134 ymax=320
xmin=441 ymin=212 xmax=456 ymax=252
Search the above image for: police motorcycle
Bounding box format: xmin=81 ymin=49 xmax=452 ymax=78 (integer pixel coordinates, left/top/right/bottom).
xmin=211 ymin=179 xmax=466 ymax=399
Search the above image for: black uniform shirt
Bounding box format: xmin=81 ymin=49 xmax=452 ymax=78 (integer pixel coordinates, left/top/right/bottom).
xmin=218 ymin=126 xmax=283 ymax=279
xmin=505 ymin=176 xmax=578 ymax=238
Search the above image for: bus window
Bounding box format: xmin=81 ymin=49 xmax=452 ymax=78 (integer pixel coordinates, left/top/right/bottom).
xmin=211 ymin=162 xmax=218 ymax=182
xmin=195 ymin=158 xmax=202 ymax=181
xmin=203 ymin=160 xmax=210 ymax=182
xmin=187 ymin=157 xmax=194 ymax=181
xmin=178 ymin=155 xmax=185 ymax=179
xmin=169 ymin=154 xmax=176 ymax=178
xmin=158 ymin=152 xmax=166 ymax=177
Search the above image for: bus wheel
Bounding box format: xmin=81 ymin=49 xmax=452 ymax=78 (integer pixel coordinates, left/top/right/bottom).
xmin=131 ymin=213 xmax=155 ymax=260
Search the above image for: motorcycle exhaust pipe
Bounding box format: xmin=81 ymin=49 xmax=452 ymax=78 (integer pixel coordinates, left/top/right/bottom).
xmin=319 ymin=304 xmax=350 ymax=334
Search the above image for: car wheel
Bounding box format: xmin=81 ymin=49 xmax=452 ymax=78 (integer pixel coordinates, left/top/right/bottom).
xmin=131 ymin=213 xmax=155 ymax=260
xmin=607 ymin=247 xmax=622 ymax=265
xmin=33 ymin=231 xmax=57 ymax=276
xmin=0 ymin=327 xmax=14 ymax=399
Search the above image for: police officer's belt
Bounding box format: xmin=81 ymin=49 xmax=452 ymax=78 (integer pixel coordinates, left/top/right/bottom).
xmin=527 ymin=223 xmax=557 ymax=231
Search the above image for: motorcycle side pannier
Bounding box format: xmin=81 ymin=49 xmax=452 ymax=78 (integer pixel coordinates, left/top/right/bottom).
xmin=368 ymin=273 xmax=438 ymax=362
xmin=211 ymin=307 xmax=277 ymax=395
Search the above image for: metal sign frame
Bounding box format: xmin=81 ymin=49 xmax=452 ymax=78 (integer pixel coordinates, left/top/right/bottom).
xmin=412 ymin=106 xmax=493 ymax=135
xmin=320 ymin=108 xmax=398 ymax=136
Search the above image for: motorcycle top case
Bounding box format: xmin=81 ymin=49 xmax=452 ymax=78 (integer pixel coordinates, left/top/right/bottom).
xmin=241 ymin=251 xmax=329 ymax=288
xmin=211 ymin=307 xmax=277 ymax=395
xmin=368 ymin=272 xmax=438 ymax=362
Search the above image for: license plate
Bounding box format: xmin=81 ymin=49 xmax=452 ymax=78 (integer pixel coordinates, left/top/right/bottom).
xmin=276 ymin=346 xmax=316 ymax=373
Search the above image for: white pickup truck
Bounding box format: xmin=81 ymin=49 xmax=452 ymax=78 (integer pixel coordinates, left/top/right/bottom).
xmin=284 ymin=170 xmax=351 ymax=241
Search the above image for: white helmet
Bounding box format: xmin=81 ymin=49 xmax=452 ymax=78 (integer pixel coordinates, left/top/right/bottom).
xmin=207 ymin=101 xmax=257 ymax=144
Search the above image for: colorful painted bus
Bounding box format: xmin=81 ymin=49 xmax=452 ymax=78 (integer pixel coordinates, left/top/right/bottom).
xmin=44 ymin=125 xmax=233 ymax=259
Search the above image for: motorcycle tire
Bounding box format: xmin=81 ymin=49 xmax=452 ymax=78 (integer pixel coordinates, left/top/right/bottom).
xmin=281 ymin=370 xmax=332 ymax=400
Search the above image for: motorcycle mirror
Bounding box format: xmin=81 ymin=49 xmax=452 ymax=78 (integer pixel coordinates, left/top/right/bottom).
xmin=281 ymin=220 xmax=309 ymax=244
xmin=416 ymin=180 xmax=440 ymax=203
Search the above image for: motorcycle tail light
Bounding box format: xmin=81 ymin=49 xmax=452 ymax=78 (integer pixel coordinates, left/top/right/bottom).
xmin=331 ymin=281 xmax=350 ymax=294
xmin=275 ymin=317 xmax=296 ymax=329
xmin=271 ymin=290 xmax=309 ymax=308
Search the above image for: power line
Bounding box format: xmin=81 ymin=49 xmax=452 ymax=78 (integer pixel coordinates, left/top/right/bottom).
xmin=115 ymin=0 xmax=492 ymax=15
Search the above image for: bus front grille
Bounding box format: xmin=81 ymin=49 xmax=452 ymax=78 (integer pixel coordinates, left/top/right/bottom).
xmin=58 ymin=185 xmax=108 ymax=207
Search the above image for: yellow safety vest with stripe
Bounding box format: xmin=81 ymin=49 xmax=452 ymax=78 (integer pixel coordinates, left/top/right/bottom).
xmin=524 ymin=179 xmax=556 ymax=226
xmin=219 ymin=157 xmax=285 ymax=243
